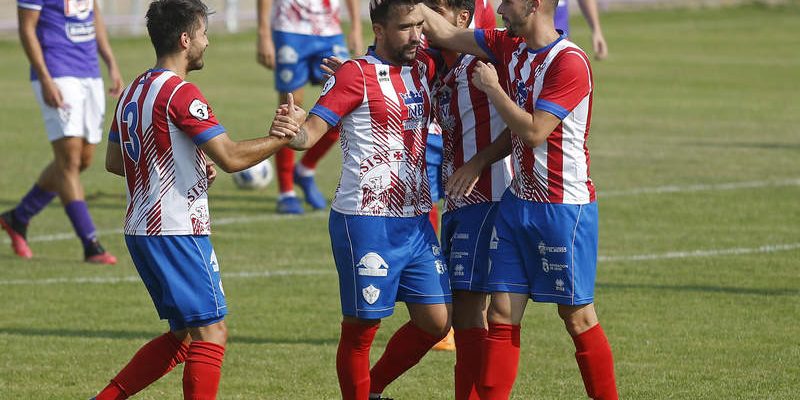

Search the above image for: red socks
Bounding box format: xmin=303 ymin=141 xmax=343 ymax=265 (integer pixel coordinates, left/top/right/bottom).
xmin=275 ymin=147 xmax=295 ymax=193
xmin=183 ymin=341 xmax=226 ymax=400
xmin=95 ymin=332 xmax=189 ymax=400
xmin=573 ymin=324 xmax=618 ymax=400
xmin=369 ymin=322 xmax=443 ymax=395
xmin=454 ymin=327 xmax=487 ymax=400
xmin=300 ymin=129 xmax=340 ymax=170
xmin=337 ymin=322 xmax=380 ymax=400
xmin=478 ymin=323 xmax=520 ymax=400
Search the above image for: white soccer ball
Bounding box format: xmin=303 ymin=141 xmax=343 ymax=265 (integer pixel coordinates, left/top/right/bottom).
xmin=232 ymin=159 xmax=273 ymax=190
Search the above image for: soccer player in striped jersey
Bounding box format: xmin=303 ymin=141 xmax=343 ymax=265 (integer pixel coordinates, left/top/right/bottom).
xmin=421 ymin=0 xmax=619 ymax=398
xmin=275 ymin=0 xmax=452 ymax=398
xmin=91 ymin=1 xmax=298 ymax=399
xmin=424 ymin=0 xmax=514 ymax=396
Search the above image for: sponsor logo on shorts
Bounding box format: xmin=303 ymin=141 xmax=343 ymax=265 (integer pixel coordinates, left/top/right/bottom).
xmin=453 ymin=264 xmax=465 ymax=277
xmin=451 ymin=251 xmax=469 ymax=259
xmin=435 ymin=259 xmax=447 ymax=275
xmin=357 ymin=252 xmax=389 ymax=277
xmin=489 ymin=227 xmax=499 ymax=250
xmin=541 ymin=258 xmax=567 ymax=273
xmin=431 ymin=245 xmax=441 ymax=256
xmin=277 ymin=45 xmax=299 ymax=64
xmin=362 ymin=284 xmax=380 ymax=304
xmin=210 ymin=250 xmax=219 ymax=272
xmin=538 ymin=241 xmax=567 ymax=256
xmin=279 ymin=69 xmax=294 ymax=83
xmin=453 ymin=232 xmax=469 ymax=240
xmin=555 ymin=278 xmax=565 ymax=292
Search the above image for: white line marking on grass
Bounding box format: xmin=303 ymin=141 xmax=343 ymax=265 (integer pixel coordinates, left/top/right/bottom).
xmin=600 ymin=178 xmax=800 ymax=197
xmin=0 ymin=269 xmax=331 ymax=286
xmin=598 ymin=243 xmax=800 ymax=263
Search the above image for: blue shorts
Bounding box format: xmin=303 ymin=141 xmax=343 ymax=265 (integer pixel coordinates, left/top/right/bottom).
xmin=273 ymin=31 xmax=349 ymax=93
xmin=329 ymin=210 xmax=451 ymax=319
xmin=442 ymin=202 xmax=499 ymax=293
xmin=426 ymin=132 xmax=443 ymax=202
xmin=125 ymin=235 xmax=227 ymax=330
xmin=487 ymin=190 xmax=599 ymax=305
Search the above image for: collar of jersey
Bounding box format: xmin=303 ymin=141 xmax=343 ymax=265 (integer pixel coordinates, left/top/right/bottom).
xmin=146 ymin=68 xmax=171 ymax=73
xmin=526 ymin=30 xmax=567 ymax=54
xmin=366 ymin=46 xmax=393 ymax=65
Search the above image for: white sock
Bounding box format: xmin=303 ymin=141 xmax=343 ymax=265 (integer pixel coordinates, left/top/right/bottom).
xmin=295 ymin=163 xmax=315 ymax=177
xmin=278 ymin=191 xmax=297 ymax=200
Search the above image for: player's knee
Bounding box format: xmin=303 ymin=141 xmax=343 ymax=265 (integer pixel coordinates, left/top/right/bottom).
xmin=79 ymin=156 xmax=93 ymax=172
xmin=558 ymin=305 xmax=598 ymax=336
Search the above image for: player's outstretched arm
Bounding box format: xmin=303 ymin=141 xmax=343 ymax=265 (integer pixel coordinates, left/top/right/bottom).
xmin=471 ymin=61 xmax=560 ymax=149
xmin=105 ymin=141 xmax=124 ymax=176
xmin=420 ymin=3 xmax=488 ymax=58
xmin=200 ymin=131 xmax=293 ymax=173
xmin=445 ymin=128 xmax=511 ymax=199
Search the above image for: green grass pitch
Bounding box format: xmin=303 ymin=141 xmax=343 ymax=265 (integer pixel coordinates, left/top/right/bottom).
xmin=0 ymin=3 xmax=798 ymax=399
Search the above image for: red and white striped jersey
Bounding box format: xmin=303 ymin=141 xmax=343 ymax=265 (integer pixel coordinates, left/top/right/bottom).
xmin=309 ymin=48 xmax=439 ymax=217
xmin=432 ymin=54 xmax=513 ymax=212
xmin=475 ymin=29 xmax=596 ymax=204
xmin=108 ymin=69 xmax=224 ymax=236
xmin=272 ymin=0 xmax=343 ymax=36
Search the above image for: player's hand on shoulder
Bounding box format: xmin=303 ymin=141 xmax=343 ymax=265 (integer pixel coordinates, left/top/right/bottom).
xmin=470 ymin=61 xmax=500 ymax=94
xmin=320 ymin=56 xmax=345 ymax=80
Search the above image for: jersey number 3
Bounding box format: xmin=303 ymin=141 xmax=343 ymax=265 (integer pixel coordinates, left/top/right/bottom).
xmin=122 ymin=102 xmax=141 ymax=163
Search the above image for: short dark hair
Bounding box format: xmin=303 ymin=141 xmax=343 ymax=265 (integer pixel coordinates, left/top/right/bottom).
xmin=423 ymin=0 xmax=474 ymax=25
xmin=370 ymin=0 xmax=423 ymax=25
xmin=146 ymin=0 xmax=211 ymax=57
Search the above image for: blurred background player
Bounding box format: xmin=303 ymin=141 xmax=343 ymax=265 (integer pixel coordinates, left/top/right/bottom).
xmin=556 ymin=0 xmax=608 ymax=60
xmin=421 ymin=0 xmax=618 ymax=398
xmin=256 ymin=0 xmax=363 ymax=214
xmin=274 ymin=0 xmax=452 ymax=397
xmin=92 ymin=1 xmax=298 ymax=398
xmin=1 ymin=0 xmax=123 ymax=264
xmin=429 ymin=0 xmax=497 ymax=353
xmin=423 ymin=0 xmax=514 ymax=397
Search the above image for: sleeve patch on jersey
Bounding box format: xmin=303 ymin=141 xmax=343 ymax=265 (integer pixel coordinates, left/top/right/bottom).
xmin=189 ymin=98 xmax=210 ymax=120
xmin=320 ymin=76 xmax=336 ymax=97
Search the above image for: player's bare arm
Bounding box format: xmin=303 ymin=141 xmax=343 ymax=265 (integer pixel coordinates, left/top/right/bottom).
xmin=576 ymin=0 xmax=608 ymax=60
xmin=471 ymin=60 xmax=561 ymax=149
xmin=200 ymin=132 xmax=291 ymax=173
xmin=287 ymin=115 xmax=332 ymax=151
xmin=105 ymin=141 xmax=124 ymax=177
xmin=93 ymin=1 xmax=124 ymax=97
xmin=17 ymin=8 xmax=63 ymax=108
xmin=419 ymin=3 xmax=487 ymax=58
xmin=445 ymin=128 xmax=511 ymax=199
xmin=256 ymin=0 xmax=276 ymax=69
xmin=344 ymin=0 xmax=364 ymax=54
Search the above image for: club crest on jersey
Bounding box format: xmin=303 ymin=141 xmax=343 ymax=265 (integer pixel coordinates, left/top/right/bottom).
xmin=358 ymin=149 xmax=406 ymax=214
xmin=320 ymin=76 xmax=336 ymax=96
xmin=434 ymin=88 xmax=455 ymax=133
xmin=190 ymin=205 xmax=211 ymax=234
xmin=357 ymin=252 xmax=389 ymax=277
xmin=362 ymin=285 xmax=380 ymax=304
xmin=513 ymin=79 xmax=531 ymax=108
xmin=189 ymin=99 xmax=209 ymax=120
xmin=65 ymin=0 xmax=93 ymax=19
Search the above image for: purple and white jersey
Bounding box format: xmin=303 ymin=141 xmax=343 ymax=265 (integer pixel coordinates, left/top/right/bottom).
xmin=555 ymin=0 xmax=570 ymax=36
xmin=18 ymin=0 xmax=100 ymax=80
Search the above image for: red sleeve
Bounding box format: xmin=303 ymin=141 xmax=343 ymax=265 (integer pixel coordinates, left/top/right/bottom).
xmin=535 ymin=50 xmax=592 ymax=119
xmin=168 ymin=83 xmax=225 ymax=145
xmin=474 ymin=29 xmax=518 ymax=65
xmin=309 ymin=61 xmax=365 ymax=126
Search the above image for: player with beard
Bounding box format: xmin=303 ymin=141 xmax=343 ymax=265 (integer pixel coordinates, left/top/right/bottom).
xmin=274 ymin=0 xmax=451 ymax=398
xmin=420 ymin=0 xmax=619 ymax=398
xmin=91 ymin=1 xmax=298 ymax=399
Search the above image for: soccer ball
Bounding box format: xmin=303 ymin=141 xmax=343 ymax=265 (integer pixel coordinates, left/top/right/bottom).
xmin=232 ymin=159 xmax=273 ymax=190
